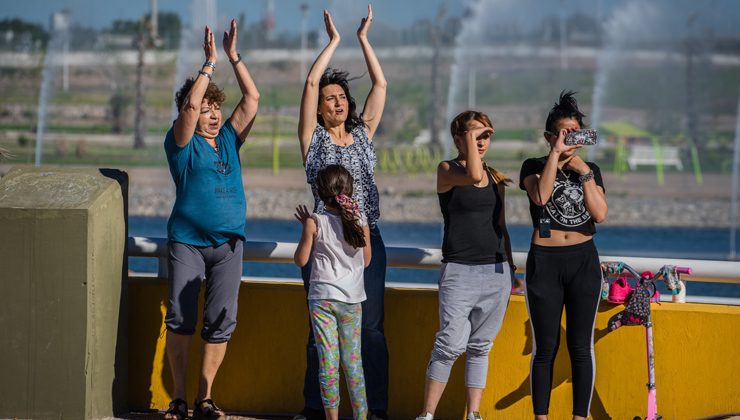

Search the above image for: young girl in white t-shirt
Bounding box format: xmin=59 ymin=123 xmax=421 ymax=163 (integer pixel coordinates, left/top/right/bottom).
xmin=294 ymin=164 xmax=371 ymax=420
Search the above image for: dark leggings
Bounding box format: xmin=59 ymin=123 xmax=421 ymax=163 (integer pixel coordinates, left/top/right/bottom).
xmin=524 ymin=240 xmax=602 ymax=417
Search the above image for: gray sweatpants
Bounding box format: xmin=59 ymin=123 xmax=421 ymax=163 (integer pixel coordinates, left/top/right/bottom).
xmin=426 ymin=262 xmax=511 ymax=388
xmin=165 ymin=238 xmax=243 ymax=343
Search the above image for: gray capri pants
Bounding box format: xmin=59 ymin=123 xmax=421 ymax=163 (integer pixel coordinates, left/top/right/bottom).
xmin=427 ymin=262 xmax=511 ymax=388
xmin=165 ymin=238 xmax=243 ymax=343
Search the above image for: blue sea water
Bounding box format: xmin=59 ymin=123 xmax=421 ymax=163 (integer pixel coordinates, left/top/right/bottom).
xmin=129 ymin=216 xmax=740 ymax=298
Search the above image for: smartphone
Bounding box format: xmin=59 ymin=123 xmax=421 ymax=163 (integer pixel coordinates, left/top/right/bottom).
xmin=564 ymin=129 xmax=598 ymax=146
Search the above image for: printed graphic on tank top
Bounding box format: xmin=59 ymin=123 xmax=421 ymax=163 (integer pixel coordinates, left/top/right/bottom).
xmin=547 ymin=173 xmax=590 ymax=227
xmin=519 ymin=157 xmax=605 ymax=234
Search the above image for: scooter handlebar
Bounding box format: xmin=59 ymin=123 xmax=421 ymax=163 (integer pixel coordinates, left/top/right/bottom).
xmin=675 ymin=266 xmax=693 ymax=275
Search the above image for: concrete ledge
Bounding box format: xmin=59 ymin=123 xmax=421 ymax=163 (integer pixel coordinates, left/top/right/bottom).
xmin=128 ymin=277 xmax=740 ymax=418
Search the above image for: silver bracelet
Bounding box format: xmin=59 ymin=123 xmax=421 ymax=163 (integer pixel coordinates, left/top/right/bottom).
xmin=203 ymin=60 xmax=216 ymax=70
xmin=229 ymin=53 xmax=242 ymax=65
xmin=198 ymin=70 xmax=212 ymax=81
xmin=579 ymin=170 xmax=595 ymax=183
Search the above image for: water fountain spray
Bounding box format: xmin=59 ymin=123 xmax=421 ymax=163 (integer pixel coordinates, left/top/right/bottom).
xmin=171 ymin=0 xmax=218 ymax=121
xmin=34 ymin=10 xmax=70 ymax=166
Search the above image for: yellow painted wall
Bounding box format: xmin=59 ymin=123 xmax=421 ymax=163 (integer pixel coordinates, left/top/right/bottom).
xmin=129 ymin=279 xmax=740 ymax=419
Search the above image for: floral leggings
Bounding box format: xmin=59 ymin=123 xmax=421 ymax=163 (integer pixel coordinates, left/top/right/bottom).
xmin=309 ymin=299 xmax=368 ymax=419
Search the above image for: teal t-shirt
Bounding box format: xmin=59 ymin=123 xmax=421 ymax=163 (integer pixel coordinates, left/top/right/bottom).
xmin=164 ymin=119 xmax=246 ymax=246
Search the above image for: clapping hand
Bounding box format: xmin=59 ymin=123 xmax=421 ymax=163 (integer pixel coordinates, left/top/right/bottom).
xmin=324 ymin=10 xmax=340 ymax=42
xmin=357 ymin=4 xmax=373 ymax=39
xmin=203 ymin=26 xmax=217 ymax=63
xmin=222 ymin=18 xmax=239 ymax=63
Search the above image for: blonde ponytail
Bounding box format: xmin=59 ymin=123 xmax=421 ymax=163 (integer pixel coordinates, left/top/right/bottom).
xmin=483 ymin=162 xmax=512 ymax=186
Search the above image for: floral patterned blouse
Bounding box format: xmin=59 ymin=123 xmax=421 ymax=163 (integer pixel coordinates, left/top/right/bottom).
xmin=305 ymin=124 xmax=380 ymax=227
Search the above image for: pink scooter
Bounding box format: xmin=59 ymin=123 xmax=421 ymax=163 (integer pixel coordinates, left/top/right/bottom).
xmin=600 ymin=262 xmax=692 ymax=420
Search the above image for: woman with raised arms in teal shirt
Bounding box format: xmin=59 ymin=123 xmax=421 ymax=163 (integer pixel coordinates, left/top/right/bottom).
xmin=162 ymin=19 xmax=259 ymax=420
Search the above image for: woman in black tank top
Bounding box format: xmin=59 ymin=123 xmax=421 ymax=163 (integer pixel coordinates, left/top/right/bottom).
xmin=415 ymin=111 xmax=516 ymax=420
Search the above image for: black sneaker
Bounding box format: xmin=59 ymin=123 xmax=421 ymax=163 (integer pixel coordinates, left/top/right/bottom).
xmin=369 ymin=410 xmax=389 ymax=420
xmin=292 ymin=407 xmax=326 ymax=420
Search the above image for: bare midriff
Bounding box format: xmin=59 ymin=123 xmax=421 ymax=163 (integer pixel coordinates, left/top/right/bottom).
xmin=531 ymin=229 xmax=593 ymax=247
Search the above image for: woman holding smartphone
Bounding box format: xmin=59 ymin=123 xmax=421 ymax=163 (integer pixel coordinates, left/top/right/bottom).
xmin=519 ymin=91 xmax=608 ymax=420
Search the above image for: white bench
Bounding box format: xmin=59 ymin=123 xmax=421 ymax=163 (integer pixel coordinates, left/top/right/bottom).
xmin=627 ymin=145 xmax=683 ymax=170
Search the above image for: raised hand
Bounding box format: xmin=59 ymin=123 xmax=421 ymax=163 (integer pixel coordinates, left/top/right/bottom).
xmin=294 ymin=204 xmax=312 ymax=225
xmin=222 ymin=18 xmax=239 ymax=62
xmin=203 ymin=26 xmax=217 ymax=63
xmin=324 ymin=9 xmax=340 ymax=42
xmin=551 ymin=128 xmax=581 ymax=155
xmin=460 ymin=126 xmax=493 ymax=156
xmin=357 ymin=4 xmax=373 ymax=39
xmin=467 ymin=126 xmax=494 ymax=141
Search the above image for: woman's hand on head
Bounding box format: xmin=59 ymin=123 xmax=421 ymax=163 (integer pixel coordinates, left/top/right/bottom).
xmin=457 ymin=126 xmax=492 ymax=156
xmin=357 ymin=4 xmax=373 ymax=39
xmin=324 ymin=10 xmax=340 ymax=42
xmin=466 ymin=126 xmax=493 ymax=143
xmin=222 ymin=18 xmax=239 ymax=62
xmin=294 ymin=204 xmax=311 ymax=225
xmin=203 ymin=26 xmax=217 ymax=63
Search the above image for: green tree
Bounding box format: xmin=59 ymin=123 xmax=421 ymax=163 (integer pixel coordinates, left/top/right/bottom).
xmin=0 ymin=18 xmax=48 ymax=50
xmin=106 ymin=11 xmax=181 ymax=49
xmin=154 ymin=12 xmax=181 ymax=49
xmin=109 ymin=91 xmax=132 ymax=134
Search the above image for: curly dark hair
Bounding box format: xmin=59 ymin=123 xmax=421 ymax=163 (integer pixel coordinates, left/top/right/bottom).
xmin=318 ymin=68 xmax=366 ymax=132
xmin=316 ymin=165 xmax=366 ymax=249
xmin=545 ymin=90 xmax=586 ymax=133
xmin=174 ymin=77 xmax=226 ymax=112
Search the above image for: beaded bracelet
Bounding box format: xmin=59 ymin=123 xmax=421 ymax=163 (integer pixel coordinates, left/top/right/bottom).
xmin=579 ymin=170 xmax=595 ymax=183
xmin=229 ymin=53 xmax=242 ymax=65
xmin=198 ymin=70 xmax=212 ymax=81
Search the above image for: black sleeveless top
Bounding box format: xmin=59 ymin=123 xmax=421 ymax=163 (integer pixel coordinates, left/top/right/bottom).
xmin=519 ymin=157 xmax=605 ymax=234
xmin=438 ymin=165 xmax=507 ymax=265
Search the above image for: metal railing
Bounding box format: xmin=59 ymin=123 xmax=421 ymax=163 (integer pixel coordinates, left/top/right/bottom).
xmin=127 ymin=236 xmax=740 ymax=304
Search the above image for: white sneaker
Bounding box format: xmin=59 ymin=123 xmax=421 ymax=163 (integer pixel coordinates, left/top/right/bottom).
xmin=466 ymin=412 xmax=483 ymax=420
xmin=415 ymin=413 xmax=433 ymax=420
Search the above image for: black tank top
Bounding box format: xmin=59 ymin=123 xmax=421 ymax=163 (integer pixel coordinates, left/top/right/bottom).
xmin=438 ymin=165 xmax=507 ymax=265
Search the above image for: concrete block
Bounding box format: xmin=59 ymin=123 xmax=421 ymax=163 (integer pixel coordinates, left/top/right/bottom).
xmin=0 ymin=167 xmax=127 ymax=419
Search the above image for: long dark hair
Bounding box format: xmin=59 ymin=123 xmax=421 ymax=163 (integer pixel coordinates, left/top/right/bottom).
xmin=318 ymin=68 xmax=365 ymax=132
xmin=545 ymin=90 xmax=586 ymax=134
xmin=449 ymin=110 xmax=512 ymax=186
xmin=316 ymin=165 xmax=366 ymax=248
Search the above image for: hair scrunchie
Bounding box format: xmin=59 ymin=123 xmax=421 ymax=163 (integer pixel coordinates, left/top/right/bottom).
xmin=335 ymin=194 xmax=361 ymax=220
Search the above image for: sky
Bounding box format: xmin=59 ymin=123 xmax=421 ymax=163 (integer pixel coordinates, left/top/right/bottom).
xmin=3 ymin=0 xmax=740 ymax=36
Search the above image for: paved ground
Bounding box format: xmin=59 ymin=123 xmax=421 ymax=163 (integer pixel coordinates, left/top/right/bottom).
xmin=2 ymin=164 xmax=733 ymax=200
xmin=116 ymin=411 xmax=289 ymax=420
xmin=116 ymin=166 xmax=733 ymax=200
xmin=3 ymin=164 xmax=737 ymax=227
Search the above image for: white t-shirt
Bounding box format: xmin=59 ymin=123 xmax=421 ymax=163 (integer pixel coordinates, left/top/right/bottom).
xmin=307 ymin=212 xmax=367 ymax=304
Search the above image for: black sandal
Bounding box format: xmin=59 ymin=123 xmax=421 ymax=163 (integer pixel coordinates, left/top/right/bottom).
xmin=193 ymin=398 xmax=224 ymax=419
xmin=164 ymin=398 xmax=188 ymax=420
